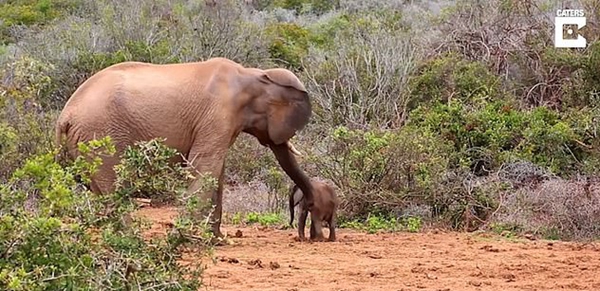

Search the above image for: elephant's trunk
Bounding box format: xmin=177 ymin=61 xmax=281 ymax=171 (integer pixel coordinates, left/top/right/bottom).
xmin=289 ymin=184 xmax=299 ymax=227
xmin=269 ymin=142 xmax=314 ymax=209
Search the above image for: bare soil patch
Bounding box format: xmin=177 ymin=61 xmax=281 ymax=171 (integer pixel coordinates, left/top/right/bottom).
xmin=135 ymin=206 xmax=600 ymax=291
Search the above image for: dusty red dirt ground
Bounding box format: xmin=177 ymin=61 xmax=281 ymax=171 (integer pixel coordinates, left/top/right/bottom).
xmin=136 ymin=206 xmax=600 ymax=291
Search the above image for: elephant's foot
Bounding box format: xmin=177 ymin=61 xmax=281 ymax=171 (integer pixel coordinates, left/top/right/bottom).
xmin=212 ymin=229 xmax=224 ymax=239
xmin=209 ymin=221 xmax=225 ymax=238
xmin=294 ymin=236 xmax=309 ymax=242
xmin=309 ymin=235 xmax=327 ymax=242
xmin=210 ymin=235 xmax=234 ymax=246
xmin=207 ymin=224 xmax=229 ymax=246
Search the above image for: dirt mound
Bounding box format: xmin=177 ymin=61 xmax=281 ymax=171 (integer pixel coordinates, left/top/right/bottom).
xmin=135 ymin=206 xmax=600 ymax=291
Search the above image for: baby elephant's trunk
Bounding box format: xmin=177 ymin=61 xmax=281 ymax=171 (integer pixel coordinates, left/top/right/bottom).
xmin=289 ymin=184 xmax=300 ymax=227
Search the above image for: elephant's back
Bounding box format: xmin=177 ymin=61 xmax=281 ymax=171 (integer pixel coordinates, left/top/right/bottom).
xmin=57 ymin=65 xmax=141 ymax=146
xmin=58 ymin=60 xmax=220 ymax=152
xmin=63 ymin=60 xmax=180 ymax=114
xmin=62 ymin=70 xmax=123 ymax=130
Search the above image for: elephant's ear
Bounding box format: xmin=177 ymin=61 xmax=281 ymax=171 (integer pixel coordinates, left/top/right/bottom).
xmin=261 ymin=68 xmax=312 ymax=145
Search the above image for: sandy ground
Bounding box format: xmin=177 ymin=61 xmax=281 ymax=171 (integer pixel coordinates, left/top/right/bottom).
xmin=136 ymin=206 xmax=600 ymax=291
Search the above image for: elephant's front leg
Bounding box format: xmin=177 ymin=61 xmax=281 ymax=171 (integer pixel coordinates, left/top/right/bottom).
xmin=186 ymin=146 xmax=227 ymax=239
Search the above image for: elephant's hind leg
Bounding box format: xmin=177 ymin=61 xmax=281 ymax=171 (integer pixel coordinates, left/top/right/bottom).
xmin=89 ymin=156 xmax=119 ymax=195
xmin=327 ymin=214 xmax=336 ymax=242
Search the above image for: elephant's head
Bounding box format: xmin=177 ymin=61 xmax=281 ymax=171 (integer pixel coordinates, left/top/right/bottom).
xmin=240 ymin=67 xmax=315 ymax=208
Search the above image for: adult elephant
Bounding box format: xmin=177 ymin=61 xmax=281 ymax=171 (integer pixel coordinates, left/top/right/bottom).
xmin=55 ymin=57 xmax=315 ymax=238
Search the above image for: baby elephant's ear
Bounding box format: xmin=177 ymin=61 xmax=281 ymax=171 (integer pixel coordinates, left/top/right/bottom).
xmin=261 ymin=68 xmax=312 ymax=145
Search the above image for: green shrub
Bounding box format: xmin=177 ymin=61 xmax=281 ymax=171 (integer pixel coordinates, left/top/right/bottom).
xmin=340 ymin=213 xmax=423 ymax=234
xmin=306 ymin=13 xmax=350 ymax=50
xmin=409 ymin=53 xmax=501 ymax=110
xmin=265 ymin=22 xmax=310 ymax=71
xmin=72 ymin=40 xmax=181 ymax=83
xmin=0 ymin=138 xmax=204 ymax=290
xmin=307 ymin=125 xmax=453 ymax=219
xmin=409 ymin=100 xmax=523 ymax=174
xmin=267 ymin=0 xmax=338 ymax=15
xmin=0 ymin=56 xmax=58 ymax=181
xmin=0 ymin=0 xmax=80 ymax=44
xmin=72 ymin=50 xmax=128 ymax=77
xmin=306 ymin=0 xmax=339 ymax=15
xmin=516 ymin=107 xmax=580 ymax=174
xmin=271 ymin=0 xmax=306 ymax=13
xmin=408 ymin=99 xmax=587 ymax=177
xmin=113 ymin=138 xmax=194 ymax=205
xmin=541 ymin=42 xmax=600 ymax=108
xmin=112 ymin=138 xmax=219 ymax=247
xmin=560 ymin=106 xmax=600 ymax=175
xmin=245 ymin=212 xmax=284 ymax=227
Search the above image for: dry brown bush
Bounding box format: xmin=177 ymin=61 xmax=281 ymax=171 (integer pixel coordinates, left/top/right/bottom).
xmin=302 ymin=19 xmax=422 ymax=128
xmin=494 ymin=176 xmax=600 ymax=240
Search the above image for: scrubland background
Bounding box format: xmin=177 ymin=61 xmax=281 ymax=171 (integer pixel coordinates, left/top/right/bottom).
xmin=1 ymin=0 xmax=600 ymax=289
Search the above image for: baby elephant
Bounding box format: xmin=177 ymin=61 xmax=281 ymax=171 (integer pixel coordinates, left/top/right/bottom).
xmin=289 ymin=179 xmax=339 ymax=242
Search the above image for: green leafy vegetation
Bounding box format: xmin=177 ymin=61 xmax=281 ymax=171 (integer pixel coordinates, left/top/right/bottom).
xmin=0 ymin=0 xmax=81 ymax=44
xmin=340 ymin=214 xmax=423 ymax=234
xmin=0 ymin=138 xmax=207 ymax=290
xmin=224 ymin=211 xmax=286 ymax=227
xmin=245 ymin=212 xmax=285 ymax=227
xmin=265 ymin=22 xmax=310 ymax=71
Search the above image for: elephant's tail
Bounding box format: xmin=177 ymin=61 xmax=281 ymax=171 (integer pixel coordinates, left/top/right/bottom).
xmin=55 ymin=116 xmax=70 ymax=147
xmin=289 ymin=184 xmax=300 ymax=227
xmin=54 ymin=115 xmax=72 ymax=164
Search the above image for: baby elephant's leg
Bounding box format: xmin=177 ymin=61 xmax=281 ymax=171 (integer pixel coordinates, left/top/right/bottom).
xmin=327 ymin=214 xmax=336 ymax=242
xmin=298 ymin=208 xmax=309 ymax=241
xmin=309 ymin=212 xmax=326 ymax=241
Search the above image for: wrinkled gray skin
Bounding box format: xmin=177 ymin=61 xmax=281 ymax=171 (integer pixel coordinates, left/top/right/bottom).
xmin=55 ymin=57 xmax=316 ymax=239
xmin=289 ymin=180 xmax=339 ymax=242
